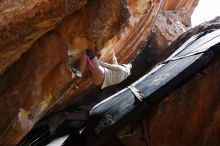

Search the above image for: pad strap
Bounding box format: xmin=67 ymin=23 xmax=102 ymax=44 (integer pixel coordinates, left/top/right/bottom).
xmin=127 ymin=86 xmax=144 ymax=101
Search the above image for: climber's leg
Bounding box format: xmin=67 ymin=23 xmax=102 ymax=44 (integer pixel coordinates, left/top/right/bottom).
xmin=72 ymin=49 xmax=105 ymax=86
xmin=85 ymin=49 xmax=105 ymax=86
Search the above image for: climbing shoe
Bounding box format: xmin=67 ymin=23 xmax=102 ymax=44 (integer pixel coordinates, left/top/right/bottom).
xmin=70 ymin=67 xmax=82 ymax=78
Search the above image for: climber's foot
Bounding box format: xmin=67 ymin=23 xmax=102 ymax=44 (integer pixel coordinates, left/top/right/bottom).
xmin=70 ymin=67 xmax=82 ymax=78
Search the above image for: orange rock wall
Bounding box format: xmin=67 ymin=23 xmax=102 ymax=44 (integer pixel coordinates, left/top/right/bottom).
xmin=0 ymin=0 xmax=199 ymax=145
xmin=0 ymin=0 xmax=87 ymax=75
xmin=0 ymin=0 xmax=163 ymax=145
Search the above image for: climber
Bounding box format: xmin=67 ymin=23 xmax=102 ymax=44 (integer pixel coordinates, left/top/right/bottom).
xmin=69 ymin=49 xmax=132 ymax=89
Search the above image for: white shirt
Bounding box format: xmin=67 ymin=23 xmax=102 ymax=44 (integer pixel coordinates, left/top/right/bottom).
xmin=100 ymin=61 xmax=132 ymax=89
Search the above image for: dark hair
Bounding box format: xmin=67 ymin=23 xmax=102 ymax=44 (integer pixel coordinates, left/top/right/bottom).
xmin=86 ymin=49 xmax=96 ymax=60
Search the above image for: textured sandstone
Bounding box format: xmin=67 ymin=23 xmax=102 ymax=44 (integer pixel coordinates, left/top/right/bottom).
xmin=0 ymin=0 xmax=202 ymax=145
xmin=148 ymin=0 xmax=199 ymax=52
xmin=0 ymin=0 xmax=163 ymax=145
xmin=162 ymin=0 xmax=199 ymax=26
xmin=0 ymin=0 xmax=87 ymax=75
xmin=150 ymin=11 xmax=187 ymax=55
